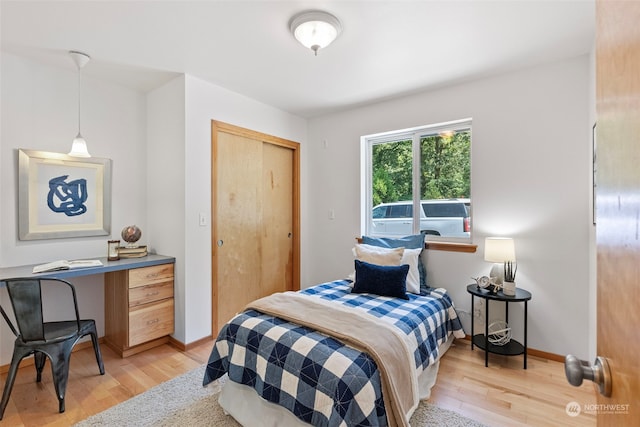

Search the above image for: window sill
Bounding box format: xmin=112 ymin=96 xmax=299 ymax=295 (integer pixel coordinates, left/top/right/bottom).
xmin=426 ymin=241 xmax=477 ymax=253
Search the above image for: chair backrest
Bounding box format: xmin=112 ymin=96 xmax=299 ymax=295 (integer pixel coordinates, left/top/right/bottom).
xmin=1 ymin=278 xmax=80 ymax=342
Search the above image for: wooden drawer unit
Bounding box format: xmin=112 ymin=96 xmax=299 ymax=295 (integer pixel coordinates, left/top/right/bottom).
xmin=104 ymin=263 xmax=175 ymax=357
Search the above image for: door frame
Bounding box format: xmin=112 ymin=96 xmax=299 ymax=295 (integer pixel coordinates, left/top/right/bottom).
xmin=210 ymin=120 xmax=300 ymax=335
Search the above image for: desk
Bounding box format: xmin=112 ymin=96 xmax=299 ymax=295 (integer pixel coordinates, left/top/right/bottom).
xmin=0 ymin=254 xmax=175 ymax=281
xmin=1 ymin=255 xmax=175 ymax=357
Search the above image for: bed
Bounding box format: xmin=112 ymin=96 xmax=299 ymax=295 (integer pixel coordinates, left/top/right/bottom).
xmin=203 ymin=235 xmax=464 ymax=426
xmin=203 ymin=280 xmax=464 ymax=426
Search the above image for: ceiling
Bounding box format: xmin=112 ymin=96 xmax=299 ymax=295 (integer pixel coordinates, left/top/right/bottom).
xmin=1 ymin=1 xmax=595 ymax=118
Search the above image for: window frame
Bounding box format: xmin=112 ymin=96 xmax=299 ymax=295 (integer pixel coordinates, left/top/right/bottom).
xmin=361 ymin=118 xmax=473 ymax=245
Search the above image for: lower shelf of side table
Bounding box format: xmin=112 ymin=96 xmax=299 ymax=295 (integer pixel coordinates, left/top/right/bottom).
xmin=472 ymin=334 xmax=525 ymax=356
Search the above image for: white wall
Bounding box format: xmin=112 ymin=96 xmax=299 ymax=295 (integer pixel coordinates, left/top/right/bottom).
xmin=146 ymin=74 xmax=307 ymax=344
xmin=307 ymin=55 xmax=593 ymax=359
xmin=1 ymin=50 xmax=593 ymax=362
xmin=146 ymin=76 xmax=187 ymax=342
xmin=0 ymin=53 xmax=148 ymax=364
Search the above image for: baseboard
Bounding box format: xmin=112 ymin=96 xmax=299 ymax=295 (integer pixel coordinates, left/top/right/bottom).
xmin=168 ymin=335 xmax=213 ymax=352
xmin=459 ymin=335 xmax=565 ymax=363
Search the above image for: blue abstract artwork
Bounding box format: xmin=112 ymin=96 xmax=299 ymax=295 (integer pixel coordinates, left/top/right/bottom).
xmin=47 ymin=175 xmax=88 ymax=216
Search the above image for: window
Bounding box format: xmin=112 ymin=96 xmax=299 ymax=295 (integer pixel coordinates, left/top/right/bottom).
xmin=361 ymin=118 xmax=472 ymax=242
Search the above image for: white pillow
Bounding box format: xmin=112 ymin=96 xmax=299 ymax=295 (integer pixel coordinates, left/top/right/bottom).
xmin=354 ymin=243 xmax=404 ymax=266
xmin=399 ymin=247 xmax=422 ymax=295
xmin=347 ymin=244 xmax=405 ymax=282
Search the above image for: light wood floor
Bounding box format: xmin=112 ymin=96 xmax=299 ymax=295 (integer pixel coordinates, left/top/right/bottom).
xmin=0 ymin=338 xmax=597 ymax=427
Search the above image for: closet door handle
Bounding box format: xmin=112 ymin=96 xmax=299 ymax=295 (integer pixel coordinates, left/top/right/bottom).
xmin=217 ymin=240 xmax=224 ymax=247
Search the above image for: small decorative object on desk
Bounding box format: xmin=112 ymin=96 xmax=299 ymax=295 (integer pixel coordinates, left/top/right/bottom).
xmin=118 ymin=245 xmax=148 ymax=258
xmin=121 ymin=225 xmax=142 ymax=248
xmin=502 ymin=260 xmax=517 ymax=296
xmin=108 ymin=240 xmax=120 ymax=261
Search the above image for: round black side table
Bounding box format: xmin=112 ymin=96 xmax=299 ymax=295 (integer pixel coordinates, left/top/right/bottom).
xmin=467 ymin=284 xmax=532 ymax=369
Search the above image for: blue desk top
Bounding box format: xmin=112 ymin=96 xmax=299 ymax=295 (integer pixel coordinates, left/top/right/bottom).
xmin=0 ymin=254 xmax=175 ymax=281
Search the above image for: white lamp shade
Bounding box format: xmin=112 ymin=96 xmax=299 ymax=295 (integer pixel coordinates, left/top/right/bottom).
xmin=290 ymin=11 xmax=342 ymax=54
xmin=294 ymin=20 xmax=338 ymax=49
xmin=69 ymin=134 xmax=91 ymax=157
xmin=484 ymin=237 xmax=516 ymax=262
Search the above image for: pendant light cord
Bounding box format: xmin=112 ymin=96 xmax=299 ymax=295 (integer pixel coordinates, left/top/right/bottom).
xmin=77 ymin=66 xmax=82 ymax=135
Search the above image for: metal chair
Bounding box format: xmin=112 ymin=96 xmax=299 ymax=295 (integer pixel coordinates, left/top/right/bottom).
xmin=0 ymin=277 xmax=105 ymax=419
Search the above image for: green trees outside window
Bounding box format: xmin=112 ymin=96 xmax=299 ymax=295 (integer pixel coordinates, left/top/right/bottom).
xmin=372 ymin=130 xmax=470 ymax=206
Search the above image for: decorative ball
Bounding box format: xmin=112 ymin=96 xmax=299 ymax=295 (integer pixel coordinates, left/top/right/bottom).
xmin=121 ymin=225 xmax=142 ymax=246
xmin=487 ymin=321 xmax=511 ymax=346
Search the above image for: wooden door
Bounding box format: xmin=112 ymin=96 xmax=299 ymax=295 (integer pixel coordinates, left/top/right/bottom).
xmin=211 ymin=121 xmax=300 ymax=335
xmin=594 ymin=0 xmax=640 ymax=424
xmin=261 ymin=142 xmax=295 ymax=297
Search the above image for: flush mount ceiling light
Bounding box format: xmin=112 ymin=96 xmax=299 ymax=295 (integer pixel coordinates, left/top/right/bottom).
xmin=68 ymin=50 xmax=91 ymax=158
xmin=289 ymin=10 xmax=342 ymax=56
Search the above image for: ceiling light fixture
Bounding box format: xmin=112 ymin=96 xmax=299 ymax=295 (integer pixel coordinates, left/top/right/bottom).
xmin=68 ymin=50 xmax=91 ymax=158
xmin=289 ymin=10 xmax=342 ymax=56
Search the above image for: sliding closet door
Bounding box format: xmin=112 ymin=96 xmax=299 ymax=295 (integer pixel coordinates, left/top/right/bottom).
xmin=215 ymin=131 xmax=263 ymax=328
xmin=212 ymin=121 xmax=300 ymax=334
xmin=261 ymin=142 xmax=294 ymax=297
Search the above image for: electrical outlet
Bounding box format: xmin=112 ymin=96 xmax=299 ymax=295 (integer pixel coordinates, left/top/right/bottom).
xmin=199 ymin=213 xmax=207 ymax=226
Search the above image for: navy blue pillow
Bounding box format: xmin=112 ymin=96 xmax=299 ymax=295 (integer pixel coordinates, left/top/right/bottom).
xmin=362 ymin=233 xmax=428 ymax=293
xmin=352 ymin=259 xmax=409 ymax=300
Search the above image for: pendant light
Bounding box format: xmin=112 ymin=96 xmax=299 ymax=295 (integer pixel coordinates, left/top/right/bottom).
xmin=289 ymin=10 xmax=342 ymax=56
xmin=68 ymin=50 xmax=91 ymax=157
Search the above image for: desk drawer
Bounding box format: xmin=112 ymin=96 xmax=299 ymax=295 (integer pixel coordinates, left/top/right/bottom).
xmin=129 ymin=264 xmax=174 ymax=288
xmin=129 ymin=299 xmax=174 ymax=347
xmin=129 ymin=281 xmax=173 ymax=307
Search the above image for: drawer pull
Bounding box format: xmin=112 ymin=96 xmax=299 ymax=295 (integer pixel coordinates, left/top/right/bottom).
xmin=145 ymin=291 xmax=160 ymax=297
xmin=147 ymin=318 xmax=160 ymax=325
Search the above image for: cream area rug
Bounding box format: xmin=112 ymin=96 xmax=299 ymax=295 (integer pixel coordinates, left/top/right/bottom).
xmin=74 ymin=365 xmax=486 ymax=427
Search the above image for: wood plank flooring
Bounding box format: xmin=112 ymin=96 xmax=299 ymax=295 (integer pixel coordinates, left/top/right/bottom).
xmin=0 ymin=338 xmax=597 ymax=426
xmin=429 ymin=340 xmax=596 ymax=427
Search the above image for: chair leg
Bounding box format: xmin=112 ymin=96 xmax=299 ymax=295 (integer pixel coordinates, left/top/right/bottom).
xmin=0 ymin=348 xmax=29 ymax=420
xmin=48 ymin=343 xmax=74 ymax=414
xmin=34 ymin=351 xmax=47 ymax=382
xmin=87 ymin=326 xmax=105 ymax=375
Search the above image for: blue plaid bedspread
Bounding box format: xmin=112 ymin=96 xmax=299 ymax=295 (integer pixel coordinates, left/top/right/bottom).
xmin=203 ymin=280 xmax=464 ymax=426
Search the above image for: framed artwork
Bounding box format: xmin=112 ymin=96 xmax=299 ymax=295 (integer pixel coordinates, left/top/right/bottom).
xmin=18 ymin=149 xmax=112 ymax=240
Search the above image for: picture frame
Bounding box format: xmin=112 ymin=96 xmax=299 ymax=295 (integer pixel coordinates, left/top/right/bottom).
xmin=18 ymin=149 xmax=112 ymax=240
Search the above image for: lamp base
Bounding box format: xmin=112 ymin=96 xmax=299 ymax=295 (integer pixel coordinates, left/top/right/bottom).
xmin=489 ymin=263 xmax=504 ymax=285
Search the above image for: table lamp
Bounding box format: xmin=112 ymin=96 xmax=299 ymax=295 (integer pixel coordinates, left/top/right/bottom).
xmin=484 ymin=237 xmax=516 ymax=286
